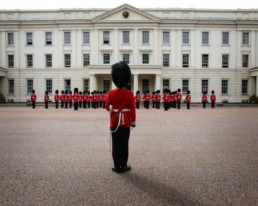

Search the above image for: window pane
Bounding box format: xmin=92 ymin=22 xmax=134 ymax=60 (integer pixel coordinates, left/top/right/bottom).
xmin=202 ymin=80 xmax=208 ymax=93
xmin=8 ymin=79 xmax=14 ymax=94
xmin=83 ymin=32 xmax=90 ymax=44
xmin=182 ymin=32 xmax=189 ymax=44
xmin=142 ymin=54 xmax=149 ymax=64
xmin=222 ymin=54 xmax=229 ymax=68
xmin=202 ymin=54 xmax=209 ymax=67
xmin=222 ymin=32 xmax=229 ymax=45
xmin=182 ymin=80 xmax=189 ymax=94
xmin=8 ymin=33 xmax=14 ymax=45
xmin=8 ymin=55 xmax=14 ymax=68
xmin=27 ymin=80 xmax=33 ymax=93
xmin=163 ymin=79 xmax=169 ymax=92
xmin=242 ymin=55 xmax=249 ymax=67
xmin=103 ymin=31 xmax=110 ymax=44
xmin=182 ymin=54 xmax=189 ymax=68
xmin=103 ymin=54 xmax=110 ymax=64
xmin=142 ymin=79 xmax=149 ymax=93
xmin=242 ymin=80 xmax=248 ymax=95
xmin=123 ymin=31 xmax=129 ymax=44
xmin=46 ymin=54 xmax=52 ymax=67
xmin=27 ymin=55 xmax=33 ymax=68
xmin=64 ymin=32 xmax=71 ymax=44
xmin=46 ymin=32 xmax=52 ymax=45
xmin=242 ymin=32 xmax=249 ymax=45
xmin=84 ymin=79 xmax=89 ymax=91
xmin=202 ymin=32 xmax=209 ymax=44
xmin=64 ymin=79 xmax=71 ymax=91
xmin=163 ymin=32 xmax=170 ymax=44
xmin=222 ymin=80 xmax=228 ymax=94
xmin=163 ymin=54 xmax=169 ymax=67
xmin=83 ymin=54 xmax=90 ymax=66
xmin=123 ymin=54 xmax=130 ymax=64
xmin=142 ymin=31 xmax=149 ymax=44
xmin=46 ymin=79 xmax=52 ymax=93
xmin=26 ymin=33 xmax=33 ymax=45
xmin=64 ymin=54 xmax=71 ymax=67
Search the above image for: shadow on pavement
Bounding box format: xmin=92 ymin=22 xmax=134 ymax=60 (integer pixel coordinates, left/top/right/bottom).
xmin=122 ymin=172 xmax=208 ymax=206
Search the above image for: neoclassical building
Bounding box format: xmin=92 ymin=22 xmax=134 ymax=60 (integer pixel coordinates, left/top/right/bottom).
xmin=0 ymin=4 xmax=258 ymax=102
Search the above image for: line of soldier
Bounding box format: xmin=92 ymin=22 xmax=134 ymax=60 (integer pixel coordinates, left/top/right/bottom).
xmin=134 ymin=89 xmax=216 ymax=110
xmin=31 ymin=88 xmax=216 ymax=110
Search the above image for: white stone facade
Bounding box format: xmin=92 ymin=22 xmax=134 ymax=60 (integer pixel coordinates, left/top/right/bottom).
xmin=0 ymin=4 xmax=258 ymax=102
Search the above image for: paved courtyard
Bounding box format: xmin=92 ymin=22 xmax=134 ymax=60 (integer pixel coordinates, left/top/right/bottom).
xmin=0 ymin=106 xmax=257 ymax=206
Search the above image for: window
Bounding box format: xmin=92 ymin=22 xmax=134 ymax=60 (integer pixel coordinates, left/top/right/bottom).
xmin=8 ymin=79 xmax=14 ymax=94
xmin=27 ymin=55 xmax=33 ymax=68
xmin=202 ymin=80 xmax=209 ymax=93
xmin=202 ymin=54 xmax=209 ymax=68
xmin=64 ymin=54 xmax=71 ymax=67
xmin=26 ymin=32 xmax=33 ymax=45
xmin=123 ymin=54 xmax=130 ymax=64
xmin=83 ymin=54 xmax=90 ymax=66
xmin=222 ymin=32 xmax=229 ymax=45
xmin=64 ymin=32 xmax=71 ymax=44
xmin=142 ymin=31 xmax=149 ymax=44
xmin=182 ymin=54 xmax=189 ymax=68
xmin=123 ymin=31 xmax=129 ymax=44
xmin=221 ymin=80 xmax=228 ymax=94
xmin=103 ymin=80 xmax=111 ymax=92
xmin=64 ymin=79 xmax=71 ymax=91
xmin=163 ymin=54 xmax=169 ymax=67
xmin=142 ymin=54 xmax=149 ymax=64
xmin=46 ymin=32 xmax=52 ymax=45
xmin=83 ymin=32 xmax=90 ymax=44
xmin=163 ymin=79 xmax=170 ymax=92
xmin=83 ymin=79 xmax=89 ymax=91
xmin=242 ymin=55 xmax=249 ymax=68
xmin=46 ymin=54 xmax=52 ymax=67
xmin=182 ymin=31 xmax=189 ymax=44
xmin=242 ymin=80 xmax=248 ymax=95
xmin=27 ymin=79 xmax=33 ymax=94
xmin=7 ymin=33 xmax=14 ymax=45
xmin=46 ymin=79 xmax=52 ymax=93
xmin=242 ymin=32 xmax=249 ymax=45
xmin=8 ymin=55 xmax=14 ymax=68
xmin=182 ymin=80 xmax=189 ymax=94
xmin=103 ymin=54 xmax=110 ymax=64
xmin=222 ymin=54 xmax=229 ymax=68
xmin=103 ymin=31 xmax=110 ymax=44
xmin=202 ymin=32 xmax=209 ymax=45
xmin=142 ymin=79 xmax=149 ymax=93
xmin=163 ymin=32 xmax=170 ymax=44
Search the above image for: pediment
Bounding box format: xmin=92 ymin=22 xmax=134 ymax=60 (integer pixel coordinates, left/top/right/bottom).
xmin=92 ymin=4 xmax=161 ymax=23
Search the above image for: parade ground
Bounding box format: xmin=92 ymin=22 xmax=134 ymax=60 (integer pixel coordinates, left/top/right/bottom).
xmin=0 ymin=106 xmax=257 ymax=206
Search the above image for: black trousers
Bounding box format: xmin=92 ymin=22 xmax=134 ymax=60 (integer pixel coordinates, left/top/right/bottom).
xmin=32 ymin=101 xmax=36 ymax=109
xmin=69 ymin=101 xmax=72 ymax=108
xmin=136 ymin=102 xmax=140 ymax=109
xmin=65 ymin=102 xmax=68 ymax=109
xmin=156 ymin=101 xmax=160 ymax=109
xmin=55 ymin=101 xmax=59 ymax=109
xmin=177 ymin=101 xmax=181 ymax=109
xmin=83 ymin=102 xmax=87 ymax=109
xmin=79 ymin=102 xmax=82 ymax=108
xmin=187 ymin=102 xmax=190 ymax=109
xmin=45 ymin=102 xmax=48 ymax=109
xmin=88 ymin=102 xmax=91 ymax=108
xmin=211 ymin=101 xmax=215 ymax=108
xmin=146 ymin=101 xmax=149 ymax=109
xmin=74 ymin=102 xmax=78 ymax=110
xmin=61 ymin=101 xmax=64 ymax=108
xmin=111 ymin=127 xmax=130 ymax=169
xmin=203 ymin=102 xmax=206 ymax=108
xmin=164 ymin=102 xmax=169 ymax=111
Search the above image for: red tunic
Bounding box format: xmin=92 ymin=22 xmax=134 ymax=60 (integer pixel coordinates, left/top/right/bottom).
xmin=54 ymin=94 xmax=59 ymax=102
xmin=202 ymin=95 xmax=207 ymax=103
xmin=73 ymin=93 xmax=79 ymax=103
xmin=176 ymin=93 xmax=182 ymax=101
xmin=44 ymin=95 xmax=49 ymax=102
xmin=135 ymin=94 xmax=141 ymax=102
xmin=163 ymin=94 xmax=169 ymax=103
xmin=31 ymin=94 xmax=37 ymax=101
xmin=185 ymin=94 xmax=191 ymax=103
xmin=210 ymin=94 xmax=216 ymax=102
xmin=143 ymin=94 xmax=151 ymax=102
xmin=65 ymin=94 xmax=69 ymax=103
xmin=106 ymin=88 xmax=136 ymax=128
xmin=155 ymin=94 xmax=161 ymax=102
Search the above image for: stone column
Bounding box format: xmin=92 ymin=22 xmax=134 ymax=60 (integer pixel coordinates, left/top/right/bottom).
xmin=133 ymin=74 xmax=139 ymax=94
xmin=89 ymin=74 xmax=96 ymax=92
xmin=155 ymin=74 xmax=161 ymax=91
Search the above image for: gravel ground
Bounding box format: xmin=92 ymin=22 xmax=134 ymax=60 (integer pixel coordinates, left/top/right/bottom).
xmin=0 ymin=106 xmax=257 ymax=206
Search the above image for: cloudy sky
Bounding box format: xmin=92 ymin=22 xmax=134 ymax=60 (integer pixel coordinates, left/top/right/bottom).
xmin=1 ymin=0 xmax=258 ymax=10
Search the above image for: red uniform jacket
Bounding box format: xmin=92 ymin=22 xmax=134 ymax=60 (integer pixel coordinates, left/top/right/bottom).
xmin=176 ymin=93 xmax=182 ymax=101
xmin=73 ymin=93 xmax=79 ymax=103
xmin=202 ymin=95 xmax=207 ymax=103
xmin=210 ymin=94 xmax=216 ymax=102
xmin=155 ymin=94 xmax=161 ymax=102
xmin=106 ymin=88 xmax=136 ymax=128
xmin=151 ymin=95 xmax=156 ymax=102
xmin=163 ymin=94 xmax=169 ymax=102
xmin=44 ymin=95 xmax=49 ymax=102
xmin=60 ymin=94 xmax=65 ymax=102
xmin=103 ymin=94 xmax=107 ymax=103
xmin=79 ymin=95 xmax=83 ymax=102
xmin=135 ymin=94 xmax=141 ymax=102
xmin=69 ymin=94 xmax=73 ymax=102
xmin=31 ymin=94 xmax=37 ymax=102
xmin=143 ymin=94 xmax=151 ymax=102
xmin=65 ymin=94 xmax=69 ymax=103
xmin=185 ymin=94 xmax=191 ymax=103
xmin=54 ymin=94 xmax=59 ymax=102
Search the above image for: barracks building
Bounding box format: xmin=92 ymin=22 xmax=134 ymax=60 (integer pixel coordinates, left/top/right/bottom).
xmin=0 ymin=4 xmax=258 ymax=102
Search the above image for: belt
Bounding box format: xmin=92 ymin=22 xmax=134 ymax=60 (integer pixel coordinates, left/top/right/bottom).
xmin=112 ymin=108 xmax=130 ymax=112
xmin=110 ymin=108 xmax=130 ymax=133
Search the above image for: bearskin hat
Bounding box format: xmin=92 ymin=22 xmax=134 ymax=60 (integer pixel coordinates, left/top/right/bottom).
xmin=136 ymin=90 xmax=140 ymax=94
xmin=111 ymin=61 xmax=131 ymax=88
xmin=61 ymin=90 xmax=64 ymax=94
xmin=211 ymin=90 xmax=215 ymax=93
xmin=32 ymin=89 xmax=35 ymax=93
xmin=74 ymin=88 xmax=78 ymax=94
xmin=203 ymin=91 xmax=207 ymax=95
xmin=69 ymin=91 xmax=72 ymax=94
xmin=65 ymin=90 xmax=68 ymax=94
xmin=177 ymin=88 xmax=181 ymax=92
xmin=55 ymin=90 xmax=59 ymax=94
xmin=45 ymin=91 xmax=48 ymax=95
xmin=187 ymin=90 xmax=190 ymax=94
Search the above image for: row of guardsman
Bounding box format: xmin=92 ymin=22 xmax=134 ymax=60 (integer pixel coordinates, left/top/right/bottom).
xmin=30 ymin=88 xmax=216 ymax=110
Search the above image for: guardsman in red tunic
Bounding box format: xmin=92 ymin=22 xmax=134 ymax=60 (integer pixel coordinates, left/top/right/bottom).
xmin=78 ymin=91 xmax=83 ymax=108
xmin=64 ymin=90 xmax=69 ymax=109
xmin=54 ymin=90 xmax=59 ymax=109
xmin=143 ymin=90 xmax=150 ymax=109
xmin=155 ymin=90 xmax=161 ymax=109
xmin=210 ymin=90 xmax=216 ymax=108
xmin=102 ymin=91 xmax=107 ymax=109
xmin=176 ymin=89 xmax=182 ymax=109
xmin=69 ymin=91 xmax=73 ymax=108
xmin=60 ymin=90 xmax=65 ymax=108
xmin=83 ymin=91 xmax=87 ymax=109
xmin=163 ymin=89 xmax=170 ymax=111
xmin=202 ymin=91 xmax=208 ymax=108
xmin=44 ymin=91 xmax=49 ymax=109
xmin=135 ymin=90 xmax=141 ymax=109
xmin=31 ymin=89 xmax=37 ymax=109
xmin=87 ymin=91 xmax=91 ymax=108
xmin=151 ymin=91 xmax=156 ymax=108
xmin=185 ymin=90 xmax=191 ymax=109
xmin=106 ymin=61 xmax=136 ymax=173
xmin=73 ymin=88 xmax=79 ymax=111
xmin=172 ymin=91 xmax=177 ymax=108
